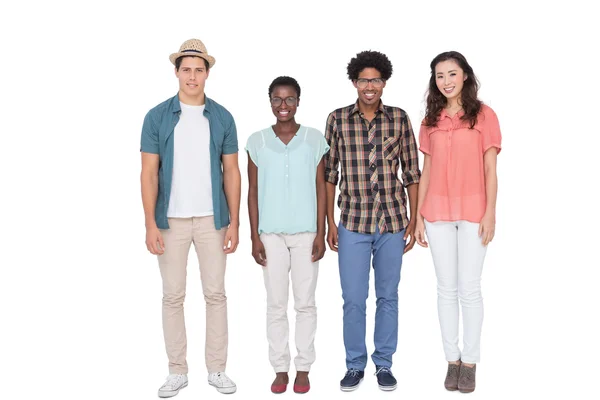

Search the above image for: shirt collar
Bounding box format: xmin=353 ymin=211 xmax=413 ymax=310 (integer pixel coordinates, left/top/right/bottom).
xmin=439 ymin=107 xmax=465 ymax=120
xmin=169 ymin=93 xmax=212 ymax=114
xmin=349 ymin=100 xmax=392 ymax=121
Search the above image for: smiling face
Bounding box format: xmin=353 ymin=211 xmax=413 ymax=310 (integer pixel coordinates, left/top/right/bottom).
xmin=270 ymin=85 xmax=299 ymax=122
xmin=175 ymin=56 xmax=209 ymax=103
xmin=353 ymin=67 xmax=386 ymax=108
xmin=435 ymin=59 xmax=467 ymax=104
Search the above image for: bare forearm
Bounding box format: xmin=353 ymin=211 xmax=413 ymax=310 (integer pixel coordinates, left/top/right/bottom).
xmin=416 ymin=157 xmax=431 ymax=221
xmin=316 ymin=179 xmax=326 ymax=238
xmin=406 ymin=183 xmax=418 ymax=221
xmin=224 ymin=170 xmax=241 ymax=225
xmin=141 ymin=173 xmax=158 ymax=228
xmin=485 ymin=170 xmax=498 ymax=215
xmin=326 ymin=182 xmax=337 ymax=226
xmin=248 ymin=185 xmax=260 ymax=240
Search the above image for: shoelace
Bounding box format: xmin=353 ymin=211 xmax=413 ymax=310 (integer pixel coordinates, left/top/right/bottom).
xmin=374 ymin=366 xmax=392 ymax=376
xmin=210 ymin=372 xmax=233 ymax=386
xmin=346 ymin=369 xmax=360 ymax=377
xmin=161 ymin=375 xmax=181 ymax=389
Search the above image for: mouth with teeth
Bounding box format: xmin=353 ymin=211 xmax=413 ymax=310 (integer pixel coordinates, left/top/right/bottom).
xmin=363 ymin=91 xmax=377 ymax=100
xmin=187 ymin=83 xmax=198 ymax=89
xmin=443 ymin=86 xmax=455 ymax=94
xmin=278 ymin=110 xmax=290 ymax=117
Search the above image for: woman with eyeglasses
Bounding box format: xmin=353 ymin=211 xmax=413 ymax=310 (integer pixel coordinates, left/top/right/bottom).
xmin=245 ymin=76 xmax=329 ymax=394
xmin=414 ymin=51 xmax=502 ymax=393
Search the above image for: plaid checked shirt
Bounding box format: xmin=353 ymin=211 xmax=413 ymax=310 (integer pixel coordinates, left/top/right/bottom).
xmin=324 ymin=101 xmax=421 ymax=234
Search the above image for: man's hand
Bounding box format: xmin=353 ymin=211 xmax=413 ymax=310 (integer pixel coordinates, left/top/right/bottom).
xmin=403 ymin=219 xmax=417 ymax=253
xmin=223 ymin=225 xmax=239 ymax=254
xmin=146 ymin=225 xmax=164 ymax=255
xmin=327 ymin=223 xmax=338 ymax=252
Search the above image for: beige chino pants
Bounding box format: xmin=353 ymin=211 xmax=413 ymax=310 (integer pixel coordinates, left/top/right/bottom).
xmin=158 ymin=217 xmax=228 ymax=374
xmin=260 ymin=232 xmax=319 ymax=372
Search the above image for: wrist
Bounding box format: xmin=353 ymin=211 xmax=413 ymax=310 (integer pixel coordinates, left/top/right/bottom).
xmin=229 ymin=218 xmax=240 ymax=227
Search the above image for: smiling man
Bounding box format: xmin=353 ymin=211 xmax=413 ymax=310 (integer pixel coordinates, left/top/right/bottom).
xmin=140 ymin=38 xmax=241 ymax=397
xmin=323 ymin=50 xmax=421 ymax=392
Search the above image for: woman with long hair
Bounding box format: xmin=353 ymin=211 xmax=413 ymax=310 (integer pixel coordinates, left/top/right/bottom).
xmin=415 ymin=51 xmax=502 ymax=393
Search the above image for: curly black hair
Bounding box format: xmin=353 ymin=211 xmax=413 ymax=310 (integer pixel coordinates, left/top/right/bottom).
xmin=347 ymin=50 xmax=393 ymax=81
xmin=268 ymin=76 xmax=301 ymax=99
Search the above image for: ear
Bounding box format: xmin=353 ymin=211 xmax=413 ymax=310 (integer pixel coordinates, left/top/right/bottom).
xmin=463 ymin=74 xmax=468 ymax=82
xmin=174 ymin=66 xmax=179 ymax=77
xmin=206 ymin=68 xmax=210 ymax=78
xmin=297 ymin=98 xmax=300 ymax=107
xmin=352 ymin=80 xmax=358 ymax=89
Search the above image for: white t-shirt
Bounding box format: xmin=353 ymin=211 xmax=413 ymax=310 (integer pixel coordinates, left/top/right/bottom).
xmin=167 ymin=102 xmax=213 ymax=218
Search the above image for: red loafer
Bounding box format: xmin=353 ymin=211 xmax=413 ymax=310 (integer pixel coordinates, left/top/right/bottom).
xmin=271 ymin=383 xmax=287 ymax=394
xmin=293 ymin=381 xmax=310 ymax=394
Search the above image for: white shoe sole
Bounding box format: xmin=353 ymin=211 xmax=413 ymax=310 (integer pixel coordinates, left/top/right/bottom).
xmin=158 ymin=381 xmax=188 ymax=398
xmin=340 ymin=378 xmax=363 ymax=391
xmin=209 ymin=382 xmax=237 ymax=394
xmin=378 ymin=383 xmax=397 ymax=391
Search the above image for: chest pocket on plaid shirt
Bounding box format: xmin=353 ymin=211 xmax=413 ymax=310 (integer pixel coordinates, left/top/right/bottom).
xmin=382 ymin=135 xmax=401 ymax=160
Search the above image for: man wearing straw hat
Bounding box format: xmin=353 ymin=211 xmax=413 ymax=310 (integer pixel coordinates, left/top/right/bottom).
xmin=140 ymin=38 xmax=240 ymax=397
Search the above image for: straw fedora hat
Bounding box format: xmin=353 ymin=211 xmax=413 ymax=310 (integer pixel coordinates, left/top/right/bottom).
xmin=169 ymin=39 xmax=216 ymax=68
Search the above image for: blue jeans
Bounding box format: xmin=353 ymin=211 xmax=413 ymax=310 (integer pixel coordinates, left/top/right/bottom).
xmin=338 ymin=222 xmax=406 ymax=370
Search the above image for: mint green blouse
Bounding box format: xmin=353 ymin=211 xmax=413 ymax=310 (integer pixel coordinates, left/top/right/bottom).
xmin=245 ymin=125 xmax=330 ymax=235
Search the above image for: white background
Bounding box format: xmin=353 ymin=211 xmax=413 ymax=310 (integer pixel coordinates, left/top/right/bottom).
xmin=1 ymin=0 xmax=598 ymax=399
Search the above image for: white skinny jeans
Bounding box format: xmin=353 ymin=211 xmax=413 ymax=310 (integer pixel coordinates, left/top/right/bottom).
xmin=424 ymin=220 xmax=487 ymax=364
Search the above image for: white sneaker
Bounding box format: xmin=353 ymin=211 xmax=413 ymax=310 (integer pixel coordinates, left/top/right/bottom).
xmin=208 ymin=372 xmax=237 ymax=394
xmin=158 ymin=374 xmax=188 ymax=398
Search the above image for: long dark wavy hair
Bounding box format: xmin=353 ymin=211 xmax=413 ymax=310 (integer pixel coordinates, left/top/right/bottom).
xmin=424 ymin=51 xmax=481 ymax=128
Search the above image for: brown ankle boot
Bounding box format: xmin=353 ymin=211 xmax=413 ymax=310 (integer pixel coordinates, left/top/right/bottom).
xmin=458 ymin=364 xmax=476 ymax=393
xmin=444 ymin=363 xmax=460 ymax=391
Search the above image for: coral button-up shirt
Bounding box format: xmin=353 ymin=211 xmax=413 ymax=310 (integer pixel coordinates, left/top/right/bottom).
xmin=418 ymin=104 xmax=502 ymax=223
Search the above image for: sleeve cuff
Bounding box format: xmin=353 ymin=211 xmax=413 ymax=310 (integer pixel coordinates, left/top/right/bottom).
xmin=401 ymin=170 xmax=421 ymax=187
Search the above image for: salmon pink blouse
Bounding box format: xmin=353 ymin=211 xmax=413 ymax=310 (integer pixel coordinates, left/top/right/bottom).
xmin=419 ymin=104 xmax=501 ymax=223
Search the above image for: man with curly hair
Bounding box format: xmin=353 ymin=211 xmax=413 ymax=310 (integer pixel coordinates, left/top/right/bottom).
xmin=323 ymin=50 xmax=421 ymax=392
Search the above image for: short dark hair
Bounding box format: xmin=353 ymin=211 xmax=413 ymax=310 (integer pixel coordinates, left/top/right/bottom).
xmin=268 ymin=76 xmax=301 ymax=99
xmin=347 ymin=50 xmax=393 ymax=81
xmin=175 ymin=56 xmax=210 ymax=71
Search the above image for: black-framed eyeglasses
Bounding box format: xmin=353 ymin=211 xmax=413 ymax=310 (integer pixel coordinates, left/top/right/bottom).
xmin=355 ymin=78 xmax=385 ymax=89
xmin=270 ymin=96 xmax=297 ymax=107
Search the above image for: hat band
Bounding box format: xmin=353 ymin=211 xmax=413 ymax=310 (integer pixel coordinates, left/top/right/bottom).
xmin=182 ymin=49 xmax=203 ymax=54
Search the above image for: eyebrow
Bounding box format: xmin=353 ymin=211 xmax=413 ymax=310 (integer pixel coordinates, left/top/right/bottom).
xmin=437 ymin=70 xmax=457 ymax=74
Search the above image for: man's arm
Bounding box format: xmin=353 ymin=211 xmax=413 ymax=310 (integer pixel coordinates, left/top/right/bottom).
xmin=323 ymin=113 xmax=340 ymax=251
xmin=399 ymin=113 xmax=421 ymax=253
xmin=141 ymin=152 xmax=164 ymax=255
xmin=222 ymin=153 xmax=241 ymax=253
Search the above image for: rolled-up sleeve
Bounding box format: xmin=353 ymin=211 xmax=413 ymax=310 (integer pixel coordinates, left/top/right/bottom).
xmin=222 ymin=114 xmax=239 ymax=155
xmin=400 ymin=114 xmax=421 ymax=186
xmin=140 ymin=111 xmax=159 ymax=154
xmin=323 ymin=112 xmax=340 ymax=185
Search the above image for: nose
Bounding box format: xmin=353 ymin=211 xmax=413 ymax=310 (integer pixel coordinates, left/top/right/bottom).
xmin=189 ymin=70 xmax=196 ymax=80
xmin=444 ymin=76 xmax=450 ymax=86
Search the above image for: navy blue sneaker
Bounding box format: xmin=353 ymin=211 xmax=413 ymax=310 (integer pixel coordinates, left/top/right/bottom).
xmin=340 ymin=369 xmax=364 ymax=391
xmin=375 ymin=366 xmax=397 ymax=391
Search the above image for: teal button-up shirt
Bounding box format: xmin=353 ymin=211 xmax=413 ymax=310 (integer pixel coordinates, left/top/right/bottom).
xmin=140 ymin=94 xmax=238 ymax=230
xmin=245 ymin=126 xmax=329 ymax=235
